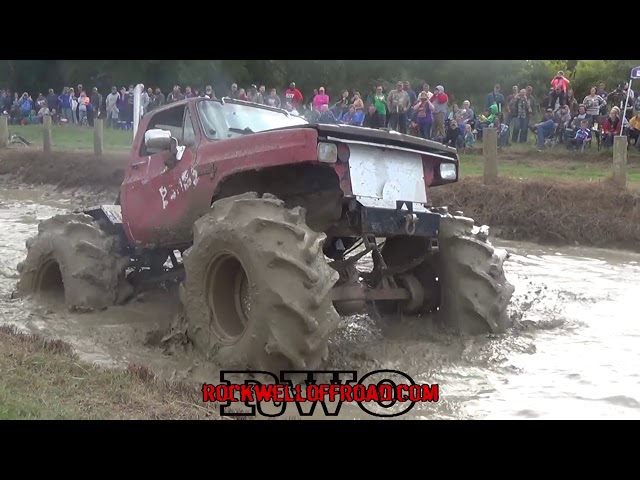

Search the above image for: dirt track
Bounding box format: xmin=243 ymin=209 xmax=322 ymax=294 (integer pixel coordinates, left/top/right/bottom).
xmin=1 ymin=149 xmax=639 ymax=251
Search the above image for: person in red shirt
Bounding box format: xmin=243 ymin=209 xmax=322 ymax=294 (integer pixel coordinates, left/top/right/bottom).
xmin=601 ymin=107 xmax=622 ymax=148
xmin=285 ymin=82 xmax=303 ymax=110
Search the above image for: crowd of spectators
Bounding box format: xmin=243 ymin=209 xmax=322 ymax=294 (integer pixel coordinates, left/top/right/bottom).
xmin=2 ymin=71 xmax=639 ymax=151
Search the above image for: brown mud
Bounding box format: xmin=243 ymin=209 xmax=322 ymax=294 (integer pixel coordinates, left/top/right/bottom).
xmin=1 ymin=149 xmax=639 ymax=251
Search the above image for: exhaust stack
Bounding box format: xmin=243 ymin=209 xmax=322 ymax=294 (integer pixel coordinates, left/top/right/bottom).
xmin=133 ymin=83 xmax=144 ymax=139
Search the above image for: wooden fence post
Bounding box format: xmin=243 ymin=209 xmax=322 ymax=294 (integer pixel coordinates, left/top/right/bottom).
xmin=0 ymin=115 xmax=8 ymax=149
xmin=483 ymin=128 xmax=498 ymax=185
xmin=612 ymin=135 xmax=628 ymax=188
xmin=43 ymin=114 xmax=52 ymax=154
xmin=94 ymin=118 xmax=104 ymax=156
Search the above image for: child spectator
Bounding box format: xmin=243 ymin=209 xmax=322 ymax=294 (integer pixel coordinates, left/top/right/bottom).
xmin=567 ymin=120 xmax=592 ymax=150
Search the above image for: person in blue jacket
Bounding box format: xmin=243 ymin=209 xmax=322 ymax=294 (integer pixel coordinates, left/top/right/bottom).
xmin=19 ymin=92 xmax=33 ymax=119
xmin=341 ymin=105 xmax=364 ymax=126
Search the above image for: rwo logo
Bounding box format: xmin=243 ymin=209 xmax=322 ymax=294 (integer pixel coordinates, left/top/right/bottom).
xmin=202 ymin=370 xmax=440 ymax=418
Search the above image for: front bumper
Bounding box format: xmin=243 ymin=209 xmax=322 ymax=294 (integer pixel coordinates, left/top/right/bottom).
xmin=358 ymin=200 xmax=441 ymax=238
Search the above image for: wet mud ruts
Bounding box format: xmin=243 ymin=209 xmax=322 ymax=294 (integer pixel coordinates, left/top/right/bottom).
xmin=1 ymin=150 xmax=639 ymax=251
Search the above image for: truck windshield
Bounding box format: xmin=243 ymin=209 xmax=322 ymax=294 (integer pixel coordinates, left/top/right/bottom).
xmin=197 ymin=100 xmax=307 ymax=139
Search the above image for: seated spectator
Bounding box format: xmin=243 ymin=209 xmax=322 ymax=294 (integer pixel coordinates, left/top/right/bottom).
xmin=445 ymin=120 xmax=464 ymax=149
xmin=570 ymin=105 xmax=589 ymax=129
xmin=363 ymin=104 xmax=383 ymax=128
xmin=529 ymin=109 xmax=556 ymax=149
xmin=601 ymin=107 xmax=622 ymax=148
xmin=332 ymin=90 xmax=350 ymax=119
xmin=284 ymin=102 xmax=299 ymax=116
xmin=37 ymin=105 xmax=51 ymax=123
xmin=459 ymin=100 xmax=474 ymax=126
xmin=567 ymin=120 xmax=592 ymax=151
xmin=50 ymin=109 xmax=60 ymax=124
xmin=475 ymin=103 xmax=499 ymax=139
xmin=318 ymin=104 xmax=338 ymax=124
xmin=464 ymin=124 xmax=475 ymax=149
xmin=488 ymin=116 xmax=510 ymax=147
xmin=554 ymin=105 xmax=572 ymax=143
xmin=628 ymin=112 xmax=639 ymax=148
xmin=566 ymin=89 xmax=579 ymax=116
xmin=342 ymin=105 xmax=364 ymax=126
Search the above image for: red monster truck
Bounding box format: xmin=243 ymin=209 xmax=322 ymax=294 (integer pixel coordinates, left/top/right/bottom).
xmin=16 ymin=95 xmax=514 ymax=371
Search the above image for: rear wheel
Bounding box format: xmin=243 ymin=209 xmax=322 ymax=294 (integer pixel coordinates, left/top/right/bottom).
xmin=16 ymin=213 xmax=133 ymax=308
xmin=180 ymin=192 xmax=340 ymax=371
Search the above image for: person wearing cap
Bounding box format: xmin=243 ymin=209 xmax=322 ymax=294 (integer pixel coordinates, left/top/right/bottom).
xmin=248 ymin=85 xmax=263 ymax=104
xmin=430 ymin=85 xmax=449 ymax=139
xmin=313 ymin=87 xmax=329 ymax=111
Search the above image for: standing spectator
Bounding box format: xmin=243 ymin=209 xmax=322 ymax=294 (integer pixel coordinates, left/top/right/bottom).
xmin=583 ymin=87 xmax=606 ymax=125
xmin=386 ymin=81 xmax=410 ymax=134
xmin=313 ymin=87 xmax=329 ymax=111
xmin=403 ymin=82 xmax=417 ymax=107
xmin=167 ymin=85 xmax=183 ymax=103
xmin=511 ymin=89 xmax=532 ymax=144
xmin=184 ymin=86 xmax=196 ymax=99
xmin=371 ymin=86 xmax=387 ymax=127
xmin=204 ymin=85 xmax=215 ymax=99
xmin=35 ymin=93 xmax=47 ymax=110
xmin=237 ymin=88 xmax=248 ymax=101
xmin=19 ymin=92 xmax=33 ymax=120
xmin=526 ymin=86 xmax=539 ymax=115
xmin=485 ymin=84 xmax=505 ymax=117
xmin=47 ymin=88 xmax=59 ymax=110
xmin=596 ymin=82 xmax=609 ymax=115
xmin=153 ymin=87 xmax=165 ymax=109
xmin=430 ymin=85 xmax=449 ymax=139
xmin=265 ymin=88 xmax=281 ymax=108
xmin=506 ymin=86 xmax=519 ymax=129
xmin=90 ymin=87 xmax=103 ymax=125
xmin=228 ymin=83 xmax=239 ymax=98
xmin=77 ymin=92 xmax=89 ymax=125
xmin=105 ymin=87 xmax=119 ymax=128
xmin=351 ymin=92 xmax=364 ymax=112
xmin=59 ymin=87 xmax=73 ymax=124
xmin=285 ymin=82 xmax=303 ymax=110
xmin=247 ymin=85 xmax=263 ymax=103
xmin=412 ymin=91 xmax=434 ymax=140
xmin=549 ymin=71 xmax=570 ymax=108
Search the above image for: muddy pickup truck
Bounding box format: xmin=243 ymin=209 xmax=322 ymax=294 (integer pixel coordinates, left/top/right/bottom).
xmin=16 ymin=95 xmax=514 ymax=371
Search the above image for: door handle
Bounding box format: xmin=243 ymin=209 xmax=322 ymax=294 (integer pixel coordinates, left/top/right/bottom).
xmin=131 ymin=161 xmax=147 ymax=169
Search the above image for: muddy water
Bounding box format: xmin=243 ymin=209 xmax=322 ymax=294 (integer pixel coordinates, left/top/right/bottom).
xmin=1 ymin=185 xmax=639 ymax=419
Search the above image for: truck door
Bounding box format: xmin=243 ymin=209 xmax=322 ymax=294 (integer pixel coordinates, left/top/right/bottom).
xmin=121 ymin=103 xmax=200 ymax=248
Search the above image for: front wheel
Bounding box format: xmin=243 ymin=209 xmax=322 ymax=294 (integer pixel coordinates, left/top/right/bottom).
xmin=180 ymin=192 xmax=341 ymax=371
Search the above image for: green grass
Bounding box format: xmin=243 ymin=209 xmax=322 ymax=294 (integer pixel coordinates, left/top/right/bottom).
xmin=9 ymin=123 xmax=133 ymax=151
xmin=459 ymin=153 xmax=640 ymax=188
xmin=0 ymin=325 xmax=221 ymax=420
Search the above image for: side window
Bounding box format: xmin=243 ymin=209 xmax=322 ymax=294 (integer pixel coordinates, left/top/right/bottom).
xmin=139 ymin=105 xmax=185 ymax=156
xmin=183 ymin=109 xmax=196 ymax=147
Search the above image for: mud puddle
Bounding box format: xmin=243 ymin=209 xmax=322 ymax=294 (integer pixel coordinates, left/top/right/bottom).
xmin=1 ymin=185 xmax=639 ymax=419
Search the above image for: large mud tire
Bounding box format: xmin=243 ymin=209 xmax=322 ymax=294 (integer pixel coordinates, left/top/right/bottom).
xmin=16 ymin=213 xmax=133 ymax=308
xmin=435 ymin=215 xmax=515 ymax=334
xmin=180 ymin=192 xmax=341 ymax=371
xmin=382 ymin=215 xmax=515 ymax=334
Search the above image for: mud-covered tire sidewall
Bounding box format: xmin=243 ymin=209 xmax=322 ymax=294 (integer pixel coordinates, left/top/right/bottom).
xmin=16 ymin=213 xmax=132 ymax=308
xmin=181 ymin=193 xmax=340 ymax=371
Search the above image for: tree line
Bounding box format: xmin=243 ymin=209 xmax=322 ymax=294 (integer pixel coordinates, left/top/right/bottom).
xmin=2 ymin=60 xmax=638 ymax=111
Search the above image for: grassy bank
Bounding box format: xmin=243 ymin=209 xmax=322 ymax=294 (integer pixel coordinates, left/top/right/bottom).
xmin=9 ymin=123 xmax=133 ymax=151
xmin=429 ymin=177 xmax=640 ymax=250
xmin=0 ymin=325 xmax=222 ymax=420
